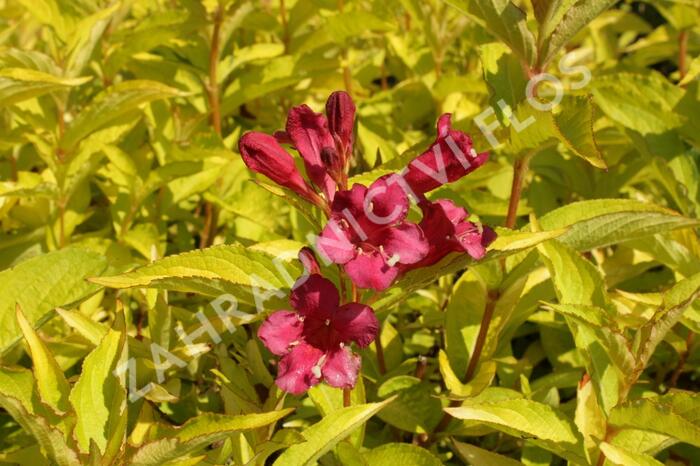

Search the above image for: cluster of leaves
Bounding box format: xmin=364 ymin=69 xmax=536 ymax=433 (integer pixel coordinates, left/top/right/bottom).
xmin=0 ymin=0 xmax=699 ymax=465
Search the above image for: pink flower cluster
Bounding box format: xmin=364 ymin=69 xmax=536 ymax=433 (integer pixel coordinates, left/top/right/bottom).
xmin=239 ymin=92 xmax=495 ymax=394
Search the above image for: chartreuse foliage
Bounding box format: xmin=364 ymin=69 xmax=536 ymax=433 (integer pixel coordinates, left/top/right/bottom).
xmin=0 ymin=0 xmax=699 ymax=465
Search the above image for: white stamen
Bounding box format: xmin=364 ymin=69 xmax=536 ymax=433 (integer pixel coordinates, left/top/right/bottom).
xmin=325 ymin=319 xmax=331 ymax=326
xmin=339 ymin=342 xmax=345 ymax=348
xmin=311 ymin=365 xmax=322 ymax=378
xmin=469 ymin=148 xmax=478 ymax=158
xmin=387 ymin=253 xmax=401 ymax=267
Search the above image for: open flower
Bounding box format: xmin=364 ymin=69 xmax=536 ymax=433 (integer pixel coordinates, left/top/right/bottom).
xmin=258 ymin=274 xmax=378 ymax=394
xmin=406 ymin=199 xmax=496 ymax=270
xmin=317 ymin=176 xmax=429 ymax=291
xmin=403 ymin=114 xmax=489 ymax=197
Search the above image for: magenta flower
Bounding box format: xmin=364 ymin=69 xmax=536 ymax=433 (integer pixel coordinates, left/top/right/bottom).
xmin=406 ymin=199 xmax=497 ymax=270
xmin=317 ymin=176 xmax=429 ymax=291
xmin=403 ymin=114 xmax=489 ymax=197
xmin=258 ymin=274 xmax=378 ymax=395
xmin=238 ymin=132 xmax=321 ymax=205
xmin=275 ymin=91 xmax=356 ymax=200
xmin=238 ymin=91 xmax=356 ymax=207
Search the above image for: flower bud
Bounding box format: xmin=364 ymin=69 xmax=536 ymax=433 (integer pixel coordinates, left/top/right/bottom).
xmin=325 ymin=91 xmax=355 ymax=157
xmin=238 ymin=132 xmax=318 ymax=204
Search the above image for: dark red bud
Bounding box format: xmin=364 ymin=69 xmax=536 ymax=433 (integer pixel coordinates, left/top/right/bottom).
xmin=298 ymin=247 xmax=321 ymax=275
xmin=238 ymin=132 xmax=318 ymax=204
xmin=325 ymin=91 xmax=355 ymax=156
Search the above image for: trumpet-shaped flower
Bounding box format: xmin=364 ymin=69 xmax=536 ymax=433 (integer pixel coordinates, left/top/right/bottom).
xmin=258 ymin=274 xmax=378 ymax=394
xmin=317 ymin=177 xmax=428 ymax=291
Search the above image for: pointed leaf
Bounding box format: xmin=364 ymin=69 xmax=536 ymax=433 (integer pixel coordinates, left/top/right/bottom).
xmin=452 ymin=440 xmax=525 ymax=465
xmin=69 ymin=328 xmax=125 ymax=453
xmin=0 ymin=247 xmax=108 ymax=353
xmin=91 ymin=244 xmax=301 ymax=307
xmin=61 ymin=80 xmax=185 ymax=150
xmin=273 ymin=399 xmax=394 ymax=466
xmin=552 ymin=95 xmax=606 ymax=169
xmin=364 ymin=443 xmax=442 ymax=466
xmin=444 ymin=0 xmax=536 ymax=65
xmin=0 ymin=68 xmax=90 ymax=107
xmin=600 ymin=442 xmax=664 ymax=466
xmin=130 ymin=410 xmax=293 ymax=466
xmin=445 ymin=396 xmax=584 ymax=462
xmin=16 ymin=305 xmax=71 ymax=414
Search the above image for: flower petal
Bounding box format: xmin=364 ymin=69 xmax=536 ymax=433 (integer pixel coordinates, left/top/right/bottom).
xmin=330 ymin=183 xmax=370 ymax=232
xmin=238 ymin=132 xmax=316 ymax=203
xmin=333 ymin=303 xmax=379 ymax=347
xmin=455 ymin=223 xmax=497 ymax=260
xmin=275 ymin=342 xmax=324 ymax=395
xmin=378 ymin=222 xmax=429 ymax=265
xmin=318 ymin=218 xmax=356 ymax=264
xmin=258 ymin=311 xmax=303 ymax=356
xmin=364 ymin=176 xmax=409 ymax=226
xmin=404 ymin=114 xmax=488 ymax=195
xmin=321 ymin=347 xmax=360 ymax=389
xmin=344 ymin=250 xmax=398 ymax=291
xmin=290 ymin=274 xmax=339 ymax=318
xmin=286 ymin=105 xmax=337 ymax=199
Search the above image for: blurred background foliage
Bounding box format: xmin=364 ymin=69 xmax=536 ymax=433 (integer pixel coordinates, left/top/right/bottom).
xmin=0 ymin=0 xmax=699 ymax=465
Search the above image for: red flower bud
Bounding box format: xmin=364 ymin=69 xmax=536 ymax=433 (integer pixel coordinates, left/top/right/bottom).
xmin=325 ymin=91 xmax=355 ymax=157
xmin=238 ymin=132 xmax=318 ymax=204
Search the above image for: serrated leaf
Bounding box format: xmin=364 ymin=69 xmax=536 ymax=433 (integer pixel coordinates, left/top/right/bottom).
xmin=273 ymin=399 xmax=393 ymax=466
xmin=635 ymin=272 xmax=700 ymax=366
xmin=591 ymin=72 xmax=684 ymax=135
xmin=439 ymin=350 xmax=496 ymax=398
xmin=0 ymin=394 xmax=81 ymax=466
xmin=552 ymin=95 xmax=606 ymax=169
xmin=537 ymin=199 xmax=698 ymax=251
xmin=537 ymin=0 xmax=616 ymax=68
xmin=0 ymin=247 xmax=108 ymax=353
xmin=90 ymin=244 xmax=301 ymax=308
xmin=0 ymin=68 xmax=90 ymax=107
xmin=376 ymin=377 xmax=442 ymax=433
xmin=489 ymin=228 xmax=567 ymax=251
xmin=364 ymin=443 xmax=442 ymax=466
xmin=600 ymin=442 xmax=664 ymax=466
xmin=538 ymin=240 xmax=622 ymax=412
xmin=64 ymin=4 xmax=118 ymax=77
xmin=575 ymin=378 xmax=606 ymax=463
xmin=69 ymin=328 xmax=125 ymax=453
xmin=537 ymin=240 xmax=608 ymax=307
xmin=16 ymin=305 xmax=70 ymax=414
xmin=445 ymin=396 xmax=584 ymax=462
xmin=55 ymin=308 xmax=107 ymax=346
xmin=444 ymin=0 xmax=536 ymax=66
xmin=0 ymin=367 xmax=36 ymax=413
xmin=609 ymin=393 xmax=700 ymax=448
xmin=129 ymin=410 xmax=293 ymax=466
xmin=452 ymin=440 xmax=525 ymax=465
xmin=61 ymin=80 xmax=184 ymax=150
